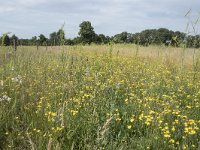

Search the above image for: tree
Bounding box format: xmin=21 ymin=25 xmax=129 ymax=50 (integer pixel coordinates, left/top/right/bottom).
xmin=38 ymin=34 xmax=47 ymax=45
xmin=112 ymin=32 xmax=133 ymax=43
xmin=57 ymin=29 xmax=65 ymax=45
xmin=1 ymin=32 xmax=11 ymax=46
xmin=31 ymin=36 xmax=37 ymax=45
xmin=2 ymin=35 xmax=10 ymax=46
xmin=10 ymin=34 xmax=18 ymax=46
xmin=73 ymin=37 xmax=82 ymax=45
xmin=49 ymin=24 xmax=66 ymax=46
xmin=94 ymin=34 xmax=101 ymax=44
xmin=65 ymin=39 xmax=74 ymax=45
xmin=10 ymin=34 xmax=18 ymax=50
xmin=113 ymin=32 xmax=127 ymax=43
xmin=98 ymin=34 xmax=110 ymax=44
xmin=138 ymin=29 xmax=158 ymax=46
xmin=18 ymin=39 xmax=32 ymax=46
xmin=49 ymin=32 xmax=58 ymax=46
xmin=157 ymin=28 xmax=173 ymax=44
xmin=78 ymin=21 xmax=95 ymax=45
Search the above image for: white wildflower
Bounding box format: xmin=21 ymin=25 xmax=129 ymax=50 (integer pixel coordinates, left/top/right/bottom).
xmin=12 ymin=75 xmax=22 ymax=84
xmin=0 ymin=95 xmax=11 ymax=102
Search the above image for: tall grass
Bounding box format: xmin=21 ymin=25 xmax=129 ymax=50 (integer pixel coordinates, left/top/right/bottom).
xmin=0 ymin=45 xmax=200 ymax=149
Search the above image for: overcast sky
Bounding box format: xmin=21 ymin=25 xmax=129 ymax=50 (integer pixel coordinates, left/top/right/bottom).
xmin=0 ymin=0 xmax=199 ymax=38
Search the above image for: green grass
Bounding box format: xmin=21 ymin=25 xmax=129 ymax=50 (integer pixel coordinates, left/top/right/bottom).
xmin=0 ymin=45 xmax=200 ymax=150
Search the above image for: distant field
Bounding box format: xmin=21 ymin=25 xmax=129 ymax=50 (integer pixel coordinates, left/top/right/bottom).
xmin=0 ymin=45 xmax=200 ymax=149
xmin=15 ymin=44 xmax=199 ymax=64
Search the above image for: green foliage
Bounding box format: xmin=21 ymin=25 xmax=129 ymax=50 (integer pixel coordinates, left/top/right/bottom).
xmin=10 ymin=34 xmax=18 ymax=46
xmin=58 ymin=23 xmax=65 ymax=46
xmin=78 ymin=21 xmax=96 ymax=45
xmin=113 ymin=32 xmax=133 ymax=43
xmin=49 ymin=32 xmax=58 ymax=46
xmin=72 ymin=37 xmax=82 ymax=45
xmin=38 ymin=34 xmax=47 ymax=45
xmin=49 ymin=24 xmax=65 ymax=46
xmin=3 ymin=20 xmax=200 ymax=48
xmin=1 ymin=33 xmax=11 ymax=46
xmin=31 ymin=36 xmax=37 ymax=46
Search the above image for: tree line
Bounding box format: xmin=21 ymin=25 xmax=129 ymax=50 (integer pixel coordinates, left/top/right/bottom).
xmin=1 ymin=21 xmax=200 ymax=48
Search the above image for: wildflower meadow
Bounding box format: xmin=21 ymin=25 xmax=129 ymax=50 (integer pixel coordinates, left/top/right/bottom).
xmin=0 ymin=45 xmax=200 ymax=150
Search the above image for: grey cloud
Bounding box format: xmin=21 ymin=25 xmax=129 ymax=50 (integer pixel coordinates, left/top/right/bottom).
xmin=0 ymin=0 xmax=199 ymax=38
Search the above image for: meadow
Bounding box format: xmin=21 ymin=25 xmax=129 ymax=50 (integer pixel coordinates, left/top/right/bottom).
xmin=0 ymin=44 xmax=200 ymax=150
